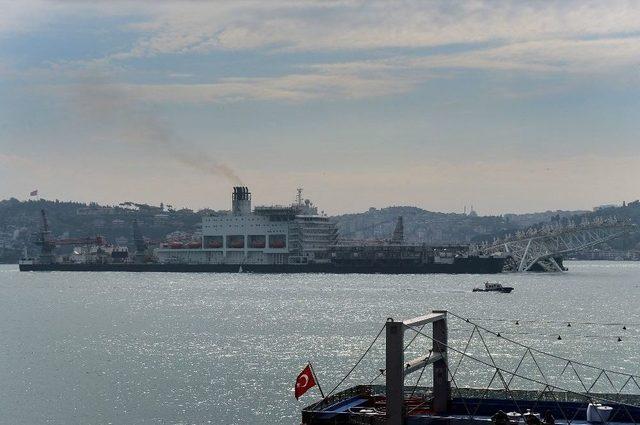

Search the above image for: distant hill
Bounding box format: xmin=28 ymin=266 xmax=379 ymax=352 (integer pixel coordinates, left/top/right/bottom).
xmin=0 ymin=198 xmax=210 ymax=263
xmin=551 ymin=200 xmax=640 ymax=251
xmin=496 ymin=200 xmax=640 ymax=252
xmin=503 ymin=210 xmax=588 ymax=228
xmin=333 ymin=206 xmax=587 ymax=245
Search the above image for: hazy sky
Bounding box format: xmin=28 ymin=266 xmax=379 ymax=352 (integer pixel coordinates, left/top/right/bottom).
xmin=1 ymin=1 xmax=639 ymax=215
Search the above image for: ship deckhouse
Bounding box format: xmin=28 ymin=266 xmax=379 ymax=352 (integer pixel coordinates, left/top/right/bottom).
xmin=155 ymin=187 xmax=338 ymax=265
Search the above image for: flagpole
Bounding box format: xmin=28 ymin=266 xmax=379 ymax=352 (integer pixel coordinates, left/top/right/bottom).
xmin=308 ymin=362 xmax=325 ymax=398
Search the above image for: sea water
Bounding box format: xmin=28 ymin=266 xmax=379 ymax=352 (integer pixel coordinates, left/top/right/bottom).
xmin=0 ymin=261 xmax=639 ymax=424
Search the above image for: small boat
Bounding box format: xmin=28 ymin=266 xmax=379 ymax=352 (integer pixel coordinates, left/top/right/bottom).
xmin=473 ymin=281 xmax=514 ymax=293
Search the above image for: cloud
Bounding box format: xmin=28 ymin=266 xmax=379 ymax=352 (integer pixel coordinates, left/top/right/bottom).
xmin=435 ymin=37 xmax=640 ymax=73
xmin=0 ymin=153 xmax=37 ymax=167
xmin=311 ymin=35 xmax=640 ymax=75
xmin=26 ymin=31 xmax=640 ymax=106
xmin=4 ymin=1 xmax=640 ymax=212
xmin=13 ymin=1 xmax=638 ymax=63
xmin=34 ymin=31 xmax=640 ymax=106
xmin=111 ymin=1 xmax=640 ymax=56
xmin=125 ymin=73 xmax=412 ymax=103
xmin=0 ymin=0 xmax=49 ymax=34
xmin=5 ymin=1 xmax=640 ymax=105
xmin=39 ymin=69 xmax=414 ymax=104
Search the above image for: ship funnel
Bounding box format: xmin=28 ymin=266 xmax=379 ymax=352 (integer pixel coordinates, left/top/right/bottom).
xmin=232 ymin=186 xmax=252 ymax=215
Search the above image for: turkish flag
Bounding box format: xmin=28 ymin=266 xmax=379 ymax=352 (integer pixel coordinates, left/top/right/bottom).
xmin=294 ymin=364 xmax=317 ymax=400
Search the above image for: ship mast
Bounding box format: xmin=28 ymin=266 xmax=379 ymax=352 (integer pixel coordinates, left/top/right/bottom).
xmin=296 ymin=188 xmax=303 ymax=206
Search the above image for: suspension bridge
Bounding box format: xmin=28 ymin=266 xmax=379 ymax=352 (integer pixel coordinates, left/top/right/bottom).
xmin=478 ymin=219 xmax=636 ymax=272
xmin=301 ymin=310 xmax=640 ymax=425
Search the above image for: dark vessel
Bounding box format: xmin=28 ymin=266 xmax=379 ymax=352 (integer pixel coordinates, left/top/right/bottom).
xmin=19 ymin=187 xmax=505 ymax=274
xmin=19 ymin=256 xmax=505 ymax=273
xmin=472 ymin=281 xmax=514 ymax=293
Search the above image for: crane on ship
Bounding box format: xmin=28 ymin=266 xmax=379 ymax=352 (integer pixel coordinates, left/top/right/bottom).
xmin=478 ymin=217 xmax=636 ymax=272
xmin=33 ymin=210 xmax=106 ymax=262
xmin=33 ymin=209 xmax=57 ymax=264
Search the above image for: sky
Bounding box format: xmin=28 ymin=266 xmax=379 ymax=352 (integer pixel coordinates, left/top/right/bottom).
xmin=1 ymin=1 xmax=639 ymax=215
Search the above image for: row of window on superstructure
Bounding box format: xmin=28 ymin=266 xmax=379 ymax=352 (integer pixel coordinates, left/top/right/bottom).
xmin=204 ymin=222 xmax=281 ymax=227
xmin=202 ymin=234 xmax=287 ymax=249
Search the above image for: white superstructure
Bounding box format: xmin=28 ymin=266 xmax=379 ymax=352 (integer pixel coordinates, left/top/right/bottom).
xmin=155 ymin=187 xmax=338 ymax=265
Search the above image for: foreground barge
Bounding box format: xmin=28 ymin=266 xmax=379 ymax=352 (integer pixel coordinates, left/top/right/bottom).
xmin=301 ymin=311 xmax=640 ymax=425
xmin=302 ymin=385 xmax=640 ymax=425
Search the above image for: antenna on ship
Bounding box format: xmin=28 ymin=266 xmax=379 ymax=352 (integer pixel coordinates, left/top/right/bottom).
xmin=296 ymin=188 xmax=303 ymax=206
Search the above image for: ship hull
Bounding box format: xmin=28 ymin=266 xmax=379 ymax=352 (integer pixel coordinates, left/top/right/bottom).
xmin=19 ymin=257 xmax=504 ymax=274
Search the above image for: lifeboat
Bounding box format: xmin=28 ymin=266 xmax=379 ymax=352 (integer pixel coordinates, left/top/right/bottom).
xmin=169 ymin=242 xmax=184 ymax=249
xmin=229 ymin=239 xmax=244 ymax=249
xmin=251 ymin=240 xmax=266 ymax=248
xmin=186 ymin=241 xmax=202 ymax=249
xmin=207 ymin=240 xmax=223 ymax=248
xmin=270 ymin=240 xmax=286 ymax=249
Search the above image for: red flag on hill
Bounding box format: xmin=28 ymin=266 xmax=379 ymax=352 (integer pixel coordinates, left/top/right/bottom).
xmin=294 ymin=364 xmax=317 ymax=400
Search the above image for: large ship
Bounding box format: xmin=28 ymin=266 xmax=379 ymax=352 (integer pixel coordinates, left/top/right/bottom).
xmin=19 ymin=187 xmax=505 ymax=274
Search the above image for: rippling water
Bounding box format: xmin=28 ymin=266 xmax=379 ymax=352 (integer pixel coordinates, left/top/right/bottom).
xmin=1 ymin=261 xmax=639 ymax=424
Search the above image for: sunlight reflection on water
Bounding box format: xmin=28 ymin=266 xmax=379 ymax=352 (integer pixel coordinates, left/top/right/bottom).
xmin=0 ymin=261 xmax=638 ymax=424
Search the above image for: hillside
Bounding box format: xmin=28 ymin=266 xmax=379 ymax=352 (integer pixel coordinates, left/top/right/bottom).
xmin=0 ymin=198 xmax=210 ymax=263
xmin=337 ymin=206 xmax=512 ymax=244
xmin=335 ymin=206 xmax=587 ymax=245
xmin=552 ymin=200 xmax=640 ymax=251
xmin=3 ymin=196 xmax=638 ymax=264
